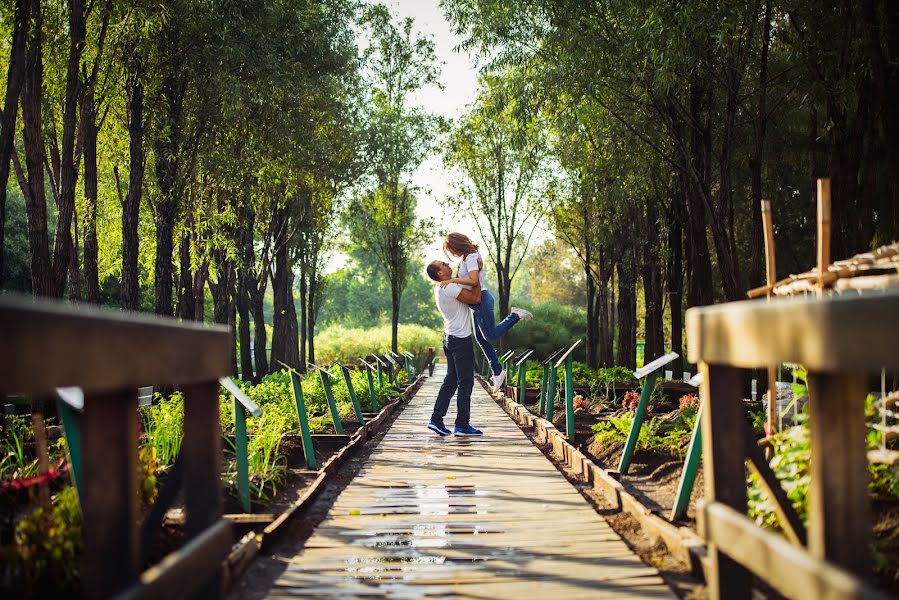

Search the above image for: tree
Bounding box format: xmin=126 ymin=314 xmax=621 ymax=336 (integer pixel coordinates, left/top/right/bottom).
xmin=345 ymin=185 xmax=431 ymax=353
xmin=0 ymin=0 xmax=33 ymax=288
xmin=446 ymin=73 xmax=546 ymax=319
xmin=352 ymin=3 xmax=442 ymax=352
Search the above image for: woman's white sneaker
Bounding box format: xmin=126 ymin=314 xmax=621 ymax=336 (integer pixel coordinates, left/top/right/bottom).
xmin=492 ymin=370 xmax=507 ymax=392
xmin=511 ymin=307 xmax=533 ymax=320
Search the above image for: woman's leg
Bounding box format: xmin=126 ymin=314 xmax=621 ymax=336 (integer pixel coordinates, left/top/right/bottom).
xmin=472 ymin=312 xmax=502 ymax=375
xmin=473 ymin=289 xmax=520 ymax=341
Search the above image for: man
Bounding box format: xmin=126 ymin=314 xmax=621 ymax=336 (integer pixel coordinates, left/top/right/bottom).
xmin=425 ymin=259 xmax=484 ymax=436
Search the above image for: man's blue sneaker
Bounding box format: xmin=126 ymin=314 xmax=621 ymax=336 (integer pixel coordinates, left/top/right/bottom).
xmin=428 ymin=420 xmax=451 ymax=436
xmin=454 ymin=425 xmax=483 ymax=436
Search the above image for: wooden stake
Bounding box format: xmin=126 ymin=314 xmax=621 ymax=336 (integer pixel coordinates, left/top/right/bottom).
xmin=816 ymin=179 xmax=831 ymax=293
xmin=761 ymin=200 xmax=778 ymax=439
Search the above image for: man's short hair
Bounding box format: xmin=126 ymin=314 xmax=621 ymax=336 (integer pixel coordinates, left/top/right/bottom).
xmin=426 ymin=261 xmax=441 ymax=282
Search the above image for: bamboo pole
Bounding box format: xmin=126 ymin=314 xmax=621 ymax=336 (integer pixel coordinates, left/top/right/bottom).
xmin=761 ymin=200 xmax=778 ymax=440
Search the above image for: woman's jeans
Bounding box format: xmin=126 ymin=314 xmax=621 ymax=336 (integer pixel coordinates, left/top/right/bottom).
xmin=471 ymin=289 xmax=520 ymax=375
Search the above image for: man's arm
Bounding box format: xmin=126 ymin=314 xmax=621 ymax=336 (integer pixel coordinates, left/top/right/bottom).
xmin=456 ymin=281 xmax=481 ymax=304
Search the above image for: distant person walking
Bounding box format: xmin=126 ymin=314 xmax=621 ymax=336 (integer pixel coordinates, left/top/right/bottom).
xmin=425 ymin=259 xmax=484 ymax=436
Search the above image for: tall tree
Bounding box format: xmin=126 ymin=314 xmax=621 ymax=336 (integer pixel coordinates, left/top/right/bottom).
xmin=0 ymin=0 xmax=33 ymax=287
xmin=446 ymin=73 xmax=546 ymax=319
xmin=354 ymin=3 xmax=442 ymax=352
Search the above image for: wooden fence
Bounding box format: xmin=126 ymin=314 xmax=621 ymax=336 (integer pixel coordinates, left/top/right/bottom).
xmin=687 ymin=288 xmax=897 ymax=599
xmin=0 ymin=295 xmax=232 ymax=599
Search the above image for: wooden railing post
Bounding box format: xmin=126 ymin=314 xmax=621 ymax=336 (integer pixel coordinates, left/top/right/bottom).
xmin=700 ymin=363 xmax=751 ymax=600
xmin=81 ymin=389 xmax=140 ymax=599
xmin=806 ymin=371 xmax=870 ymax=577
xmin=182 ymin=381 xmax=225 ymax=598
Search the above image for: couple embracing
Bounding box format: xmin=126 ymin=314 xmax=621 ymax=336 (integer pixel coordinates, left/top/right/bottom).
xmin=424 ymin=232 xmax=533 ymax=437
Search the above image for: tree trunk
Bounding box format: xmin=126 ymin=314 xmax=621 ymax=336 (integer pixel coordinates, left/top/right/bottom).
xmin=120 ymin=63 xmax=144 ymax=310
xmin=153 ymin=205 xmax=177 ymax=315
xmin=597 ymin=244 xmax=613 ymax=366
xmin=641 ymin=203 xmax=664 ymax=362
xmin=271 ymin=206 xmax=299 ymax=369
xmin=46 ymin=0 xmax=86 ymax=297
xmin=307 ymin=272 xmax=317 ymax=365
xmin=665 ymin=199 xmax=685 ymax=376
xmin=615 ymin=249 xmax=637 ymax=371
xmin=19 ymin=0 xmax=52 ymax=296
xmin=390 ymin=278 xmax=400 ymax=353
xmin=584 ymin=261 xmax=597 ymax=369
xmin=299 ymin=270 xmax=307 ymax=367
xmin=82 ymin=102 xmax=100 ymax=303
xmin=236 ymin=278 xmax=253 ymax=380
xmin=0 ymin=0 xmax=32 ymax=287
xmin=176 ymin=228 xmax=194 ymax=319
xmin=249 ymin=284 xmax=269 ymax=378
xmin=748 ymin=0 xmax=772 ymax=289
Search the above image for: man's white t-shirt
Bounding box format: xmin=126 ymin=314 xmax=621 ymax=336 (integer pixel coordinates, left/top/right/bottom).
xmin=435 ymin=283 xmax=471 ymax=338
xmin=458 ymin=252 xmax=487 ymax=290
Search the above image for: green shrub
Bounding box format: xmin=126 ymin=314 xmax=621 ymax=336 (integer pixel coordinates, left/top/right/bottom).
xmin=315 ymin=323 xmax=440 ymax=365
xmin=141 ymin=392 xmax=184 ymax=466
xmin=503 ymin=302 xmax=586 ymax=360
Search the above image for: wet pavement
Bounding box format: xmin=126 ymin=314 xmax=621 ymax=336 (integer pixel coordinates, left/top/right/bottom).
xmin=267 ymin=366 xmax=675 ymax=599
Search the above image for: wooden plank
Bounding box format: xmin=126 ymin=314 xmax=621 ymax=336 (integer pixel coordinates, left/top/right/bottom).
xmin=806 ymin=372 xmax=870 ymax=577
xmin=700 ymin=363 xmax=751 ymax=600
xmin=181 ymin=382 xmax=225 ymax=598
xmin=686 ymin=289 xmax=899 ymax=371
xmin=265 ymin=364 xmax=674 ymax=599
xmin=0 ymin=295 xmax=230 ymax=395
xmin=116 ymin=519 xmax=234 ymax=600
xmin=81 ymin=389 xmax=140 ymax=599
xmin=703 ymin=502 xmax=890 ymax=600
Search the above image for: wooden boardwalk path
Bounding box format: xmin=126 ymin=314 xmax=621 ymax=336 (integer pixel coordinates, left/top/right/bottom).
xmin=267 ymin=366 xmax=675 ymax=598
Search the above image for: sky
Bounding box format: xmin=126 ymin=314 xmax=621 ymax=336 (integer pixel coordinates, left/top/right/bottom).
xmin=330 ymin=0 xmax=483 ymax=271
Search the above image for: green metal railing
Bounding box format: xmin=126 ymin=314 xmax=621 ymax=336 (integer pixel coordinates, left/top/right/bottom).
xmin=220 ymin=377 xmax=263 ymax=512
xmin=515 ymin=350 xmax=535 ymax=406
xmin=553 ymin=340 xmax=582 ymax=441
xmin=359 ymin=358 xmax=380 ymax=411
xmin=617 ymin=351 xmax=680 ymax=474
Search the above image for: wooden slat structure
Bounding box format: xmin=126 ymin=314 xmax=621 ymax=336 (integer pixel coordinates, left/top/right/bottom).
xmin=0 ymin=295 xmax=233 ymax=600
xmin=687 ymin=289 xmax=898 ymax=599
xmin=267 ymin=367 xmax=674 ymax=598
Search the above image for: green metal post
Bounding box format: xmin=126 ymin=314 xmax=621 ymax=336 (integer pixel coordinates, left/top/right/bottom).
xmin=364 ymin=365 xmax=380 ymax=411
xmin=670 ymin=401 xmax=704 ymax=520
xmin=618 ymin=372 xmax=658 ymax=474
xmin=565 ymin=355 xmax=575 ymax=440
xmin=56 ymin=399 xmax=83 ymax=504
xmin=289 ymin=370 xmax=318 ymax=469
xmin=539 ymin=364 xmax=550 ymax=414
xmin=545 ymin=366 xmax=558 ymax=422
xmin=340 ymin=366 xmax=365 ymax=424
xmin=376 ymin=362 xmax=384 ymax=387
xmin=319 ymin=369 xmax=344 ymax=434
xmin=233 ymin=398 xmax=251 ymax=512
xmin=518 ymin=358 xmax=527 ymax=404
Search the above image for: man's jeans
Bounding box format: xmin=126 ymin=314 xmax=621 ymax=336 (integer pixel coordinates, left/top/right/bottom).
xmin=431 ymin=334 xmax=475 ymax=428
xmin=472 ymin=289 xmax=520 ymax=376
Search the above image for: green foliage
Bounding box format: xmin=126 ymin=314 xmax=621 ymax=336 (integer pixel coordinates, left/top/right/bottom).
xmin=12 ymin=486 xmax=82 ymax=594
xmin=747 ymin=417 xmax=811 ymax=530
xmin=315 ymin=323 xmax=440 ymax=365
xmin=591 ymin=406 xmax=695 ymax=458
xmin=318 ymin=254 xmax=441 ymax=329
xmin=503 ymin=302 xmax=586 ymax=360
xmin=141 ymin=392 xmax=185 ymax=467
xmin=0 ymin=415 xmax=36 ymax=480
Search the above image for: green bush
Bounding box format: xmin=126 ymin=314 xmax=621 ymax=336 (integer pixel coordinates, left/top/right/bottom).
xmin=315 ymin=323 xmax=440 ymax=365
xmin=503 ymin=302 xmax=586 ymax=360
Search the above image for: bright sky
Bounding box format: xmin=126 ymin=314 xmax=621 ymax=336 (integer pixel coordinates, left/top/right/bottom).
xmin=330 ymin=0 xmax=482 ymax=272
